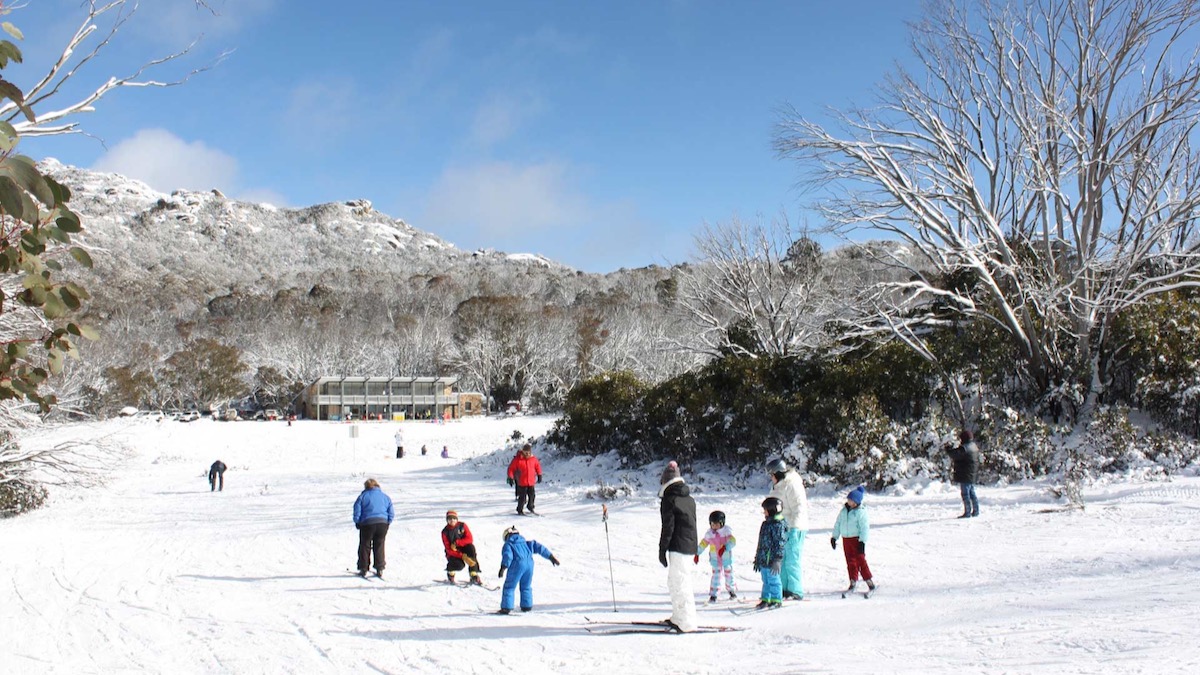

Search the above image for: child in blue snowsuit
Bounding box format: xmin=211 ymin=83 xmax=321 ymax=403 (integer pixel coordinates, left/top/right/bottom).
xmin=753 ymin=497 xmax=788 ymax=610
xmin=497 ymin=525 xmax=560 ymax=614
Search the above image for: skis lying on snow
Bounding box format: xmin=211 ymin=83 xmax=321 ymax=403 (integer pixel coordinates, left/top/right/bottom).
xmin=583 ymin=617 xmax=743 ymax=635
xmin=433 ymin=578 xmax=498 ymax=591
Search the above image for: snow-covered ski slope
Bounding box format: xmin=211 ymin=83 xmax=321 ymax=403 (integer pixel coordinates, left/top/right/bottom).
xmin=3 ymin=417 xmax=1198 ymax=674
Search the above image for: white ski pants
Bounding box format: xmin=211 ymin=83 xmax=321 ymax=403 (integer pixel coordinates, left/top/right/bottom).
xmin=666 ymin=551 xmax=698 ymax=632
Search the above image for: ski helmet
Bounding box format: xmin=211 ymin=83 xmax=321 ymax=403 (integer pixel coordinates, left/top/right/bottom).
xmin=502 ymin=525 xmax=519 ymax=541
xmin=708 ymin=510 xmax=726 ymax=527
xmin=762 ymin=497 xmax=782 ymax=516
xmin=766 ymin=458 xmax=788 ymax=474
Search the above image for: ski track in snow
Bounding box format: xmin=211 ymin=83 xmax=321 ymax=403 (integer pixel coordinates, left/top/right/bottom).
xmin=3 ymin=416 xmax=1199 ymax=674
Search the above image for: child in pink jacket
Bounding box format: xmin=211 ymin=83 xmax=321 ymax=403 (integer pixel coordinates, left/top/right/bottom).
xmin=695 ymin=510 xmax=738 ymax=603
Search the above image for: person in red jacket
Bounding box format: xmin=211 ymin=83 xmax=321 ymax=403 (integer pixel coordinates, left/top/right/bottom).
xmin=506 ymin=444 xmax=543 ymax=515
xmin=440 ymin=510 xmax=482 ymax=585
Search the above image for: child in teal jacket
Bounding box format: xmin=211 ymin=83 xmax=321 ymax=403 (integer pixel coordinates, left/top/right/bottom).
xmin=831 ymin=485 xmax=875 ymax=593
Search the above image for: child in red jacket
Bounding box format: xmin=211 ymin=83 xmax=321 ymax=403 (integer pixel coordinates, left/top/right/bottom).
xmin=441 ymin=510 xmax=482 ymax=585
xmin=506 ymin=444 xmax=543 ymax=515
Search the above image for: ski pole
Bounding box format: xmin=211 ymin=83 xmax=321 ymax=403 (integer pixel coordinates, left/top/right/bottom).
xmin=602 ymin=503 xmax=617 ymax=612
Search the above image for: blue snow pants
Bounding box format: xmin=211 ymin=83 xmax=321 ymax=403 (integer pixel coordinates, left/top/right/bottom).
xmin=759 ymin=568 xmax=782 ymax=602
xmin=501 ymin=559 xmax=534 ymax=610
xmin=780 ymin=529 xmax=806 ymax=598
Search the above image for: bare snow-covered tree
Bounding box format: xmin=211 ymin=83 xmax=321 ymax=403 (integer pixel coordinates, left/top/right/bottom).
xmin=676 ymin=216 xmax=840 ymax=359
xmin=4 ymin=0 xmax=221 ymax=138
xmin=776 ymin=0 xmax=1200 ymax=417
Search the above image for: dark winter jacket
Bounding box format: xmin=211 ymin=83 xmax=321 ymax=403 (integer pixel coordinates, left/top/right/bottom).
xmin=658 ymin=478 xmax=698 ymax=558
xmin=754 ymin=514 xmax=788 ymax=568
xmin=353 ymin=487 xmax=394 ymax=525
xmin=441 ymin=522 xmax=474 ymax=559
xmin=507 ymin=453 xmax=543 ymax=487
xmin=208 ymin=461 xmax=226 ymax=479
xmin=948 ymin=441 xmax=980 ymax=484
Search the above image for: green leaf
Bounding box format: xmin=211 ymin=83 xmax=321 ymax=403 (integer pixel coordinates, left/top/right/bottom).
xmin=45 ymin=259 xmax=62 ymax=271
xmin=58 ymin=285 xmax=80 ymax=310
xmin=42 ymin=292 xmax=65 ymax=318
xmin=45 ymin=225 xmax=70 ymax=243
xmin=3 ymin=22 xmax=24 ymax=41
xmin=0 ymin=175 xmax=23 ymax=220
xmin=0 ymin=77 xmax=33 ymax=122
xmin=56 ymin=211 xmax=82 ymax=233
xmin=47 ymin=349 xmax=64 ymax=375
xmin=0 ymin=155 xmax=53 ymax=206
xmin=0 ymin=40 xmax=21 ymax=67
xmin=69 ymin=247 xmax=93 ymax=268
xmin=78 ymin=323 xmax=100 ymax=340
xmin=0 ymin=119 xmax=16 ymax=152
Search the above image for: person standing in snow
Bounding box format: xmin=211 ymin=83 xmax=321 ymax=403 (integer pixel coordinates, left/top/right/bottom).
xmin=352 ymin=478 xmax=394 ymax=578
xmin=506 ymin=444 xmax=543 ymax=515
xmin=947 ymin=429 xmax=981 ymax=518
xmin=695 ymin=510 xmax=738 ymax=603
xmin=753 ymin=497 xmax=788 ymax=610
xmin=657 ymin=460 xmax=698 ymax=632
xmin=441 ymin=445 xmax=450 ymax=458
xmin=831 ymin=485 xmax=875 ymax=594
xmin=208 ymin=460 xmax=227 ymax=492
xmin=441 ymin=510 xmax=483 ymax=585
xmin=496 ymin=525 xmax=559 ymax=614
xmin=394 ymin=428 xmax=404 ymax=459
xmin=767 ymin=457 xmax=810 ymax=599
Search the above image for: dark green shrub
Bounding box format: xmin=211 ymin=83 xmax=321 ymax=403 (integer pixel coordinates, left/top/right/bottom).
xmin=550 ymin=371 xmax=646 ymax=455
xmin=0 ymin=477 xmax=47 ymax=518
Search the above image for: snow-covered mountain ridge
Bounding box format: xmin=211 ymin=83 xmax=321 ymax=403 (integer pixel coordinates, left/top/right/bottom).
xmin=38 ymin=158 xmax=577 ymax=295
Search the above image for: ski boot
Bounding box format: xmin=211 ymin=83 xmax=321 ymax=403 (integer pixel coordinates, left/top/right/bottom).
xmin=373 ymin=570 xmax=383 ymax=579
xmin=496 ymin=608 xmax=511 ymax=615
xmin=356 ymin=569 xmax=367 ymax=578
xmin=728 ymin=591 xmax=738 ymax=601
xmin=470 ymin=576 xmax=483 ymax=586
xmin=708 ymin=595 xmax=718 ymax=604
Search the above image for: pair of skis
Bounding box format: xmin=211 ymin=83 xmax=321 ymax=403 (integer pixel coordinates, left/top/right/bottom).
xmin=584 ymin=617 xmax=743 ymax=635
xmin=434 ymin=578 xmax=499 ymax=591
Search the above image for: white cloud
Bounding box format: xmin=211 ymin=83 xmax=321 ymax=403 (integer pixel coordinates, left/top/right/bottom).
xmin=237 ymin=188 xmax=290 ymax=208
xmin=469 ymin=91 xmax=545 ymax=148
xmin=131 ymin=0 xmax=280 ymax=47
xmin=92 ymin=128 xmax=238 ymax=193
xmin=422 ymin=160 xmax=588 ymax=238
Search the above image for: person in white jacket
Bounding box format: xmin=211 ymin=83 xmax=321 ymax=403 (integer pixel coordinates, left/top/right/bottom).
xmin=767 ymin=457 xmax=809 ymax=600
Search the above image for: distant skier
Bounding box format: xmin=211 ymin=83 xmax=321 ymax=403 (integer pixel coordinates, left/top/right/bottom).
xmin=441 ymin=510 xmax=483 ymax=585
xmin=441 ymin=445 xmax=450 ymax=458
xmin=506 ymin=444 xmax=543 ymax=515
xmin=208 ymin=460 xmax=227 ymax=492
xmin=695 ymin=510 xmax=737 ymax=603
xmin=394 ymin=428 xmax=404 ymax=459
xmin=767 ymin=457 xmax=810 ymax=599
xmin=421 ymin=444 xmax=428 ymax=456
xmin=752 ymin=497 xmax=787 ymax=610
xmin=657 ymin=460 xmax=698 ymax=632
xmin=831 ymin=485 xmax=875 ymax=595
xmin=947 ymin=429 xmax=981 ymax=518
xmin=352 ymin=478 xmax=394 ymax=578
xmin=496 ymin=525 xmax=559 ymax=614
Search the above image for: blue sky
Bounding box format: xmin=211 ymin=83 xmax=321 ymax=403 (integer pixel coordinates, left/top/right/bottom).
xmin=16 ymin=1 xmax=920 ymax=273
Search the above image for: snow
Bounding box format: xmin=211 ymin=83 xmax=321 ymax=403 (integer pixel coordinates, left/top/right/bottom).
xmin=4 ymin=416 xmax=1199 ymax=674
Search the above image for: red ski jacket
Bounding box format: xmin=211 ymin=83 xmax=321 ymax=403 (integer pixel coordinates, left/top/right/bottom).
xmin=441 ymin=522 xmax=474 ymax=559
xmin=507 ymin=454 xmax=542 ymax=487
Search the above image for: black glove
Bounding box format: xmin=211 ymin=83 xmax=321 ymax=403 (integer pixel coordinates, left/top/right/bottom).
xmin=507 ymin=477 xmax=514 ymax=487
xmin=830 ymin=537 xmax=837 ymax=550
xmin=752 ymin=562 xmax=760 ymax=573
xmin=537 ymin=474 xmax=543 ymax=484
xmin=659 ymin=551 xmax=668 ymax=568
xmin=858 ymin=541 xmax=866 ymax=555
xmin=355 ymin=523 xmax=360 ymax=530
xmin=498 ymin=566 xmax=506 ymax=578
xmin=769 ymin=559 xmax=782 ymax=575
xmin=550 ymin=555 xmax=560 ymax=566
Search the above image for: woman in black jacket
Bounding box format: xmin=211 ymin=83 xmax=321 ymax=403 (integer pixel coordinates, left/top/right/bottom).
xmin=658 ymin=460 xmax=698 ymax=632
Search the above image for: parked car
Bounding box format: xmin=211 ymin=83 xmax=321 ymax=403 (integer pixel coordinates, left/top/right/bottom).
xmin=219 ymin=409 xmax=240 ymax=421
xmin=180 ymin=410 xmax=201 ymax=422
xmin=504 ymin=400 xmax=522 ymax=416
xmin=263 ymin=409 xmax=280 ymax=421
xmin=134 ymin=410 xmax=165 ymax=421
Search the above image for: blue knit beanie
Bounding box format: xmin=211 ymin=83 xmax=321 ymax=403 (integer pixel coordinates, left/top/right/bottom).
xmin=847 ymin=485 xmax=866 ymax=505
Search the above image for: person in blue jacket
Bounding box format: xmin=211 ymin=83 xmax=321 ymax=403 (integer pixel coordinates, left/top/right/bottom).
xmin=831 ymin=485 xmax=875 ymax=593
xmin=352 ymin=478 xmax=394 ymax=578
xmin=496 ymin=525 xmax=560 ymax=614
